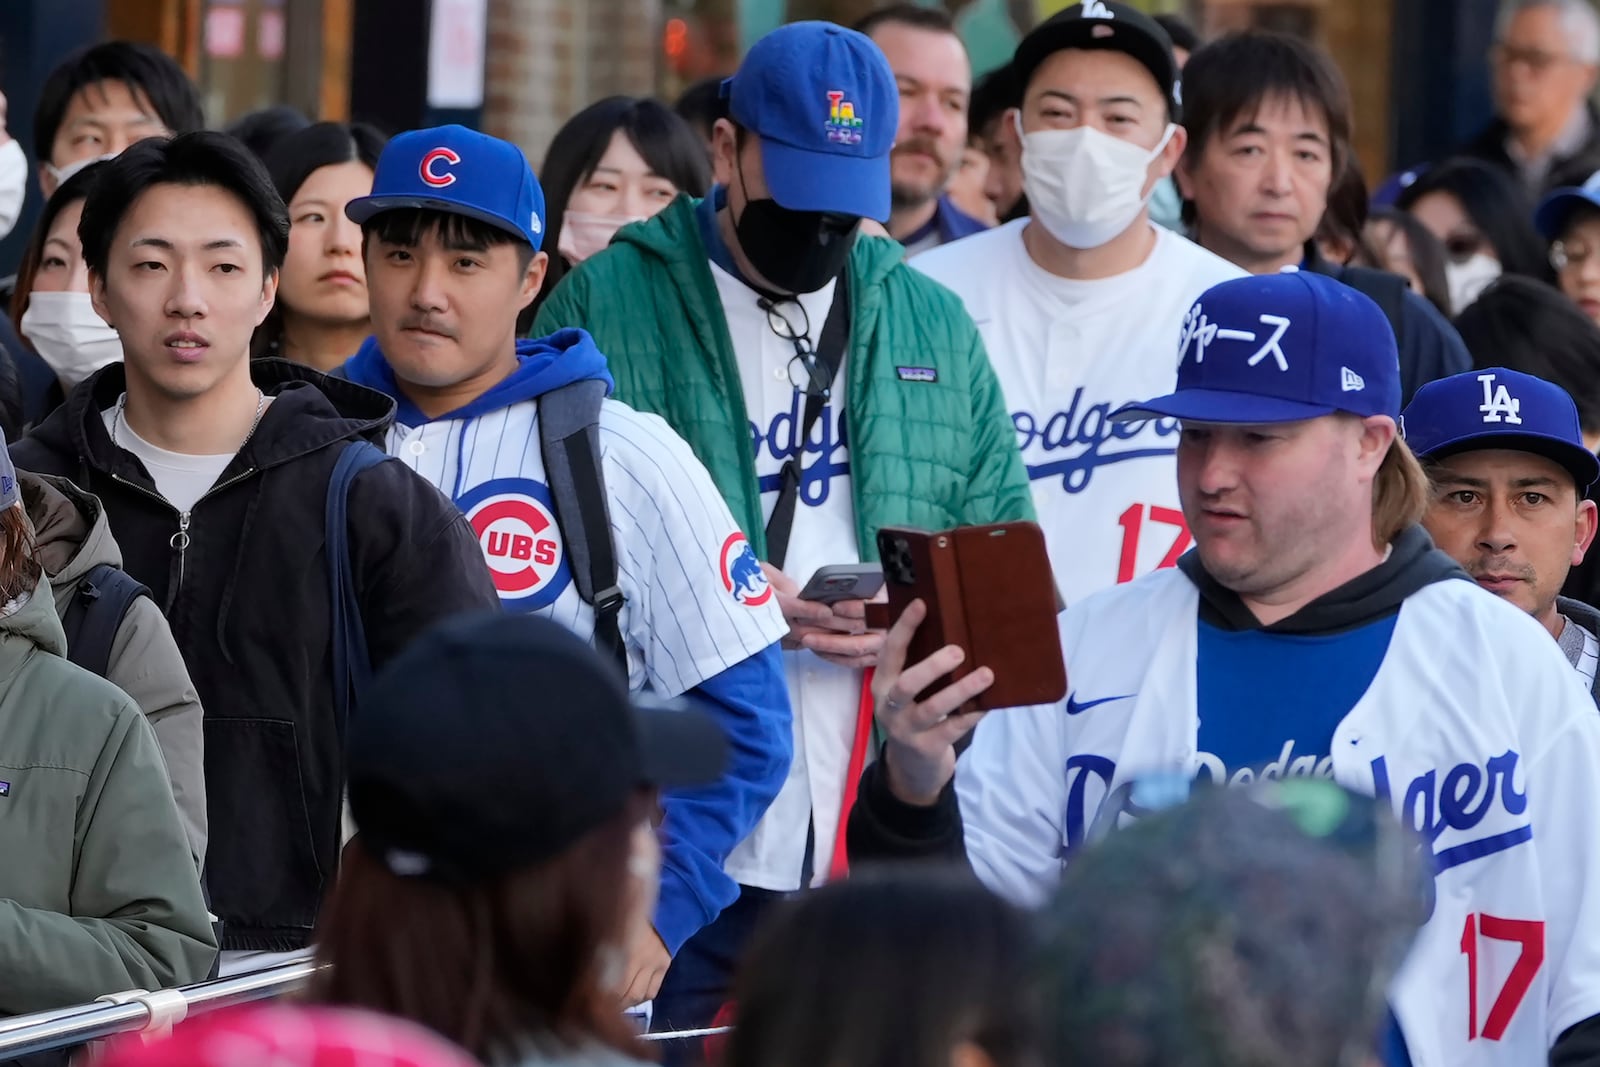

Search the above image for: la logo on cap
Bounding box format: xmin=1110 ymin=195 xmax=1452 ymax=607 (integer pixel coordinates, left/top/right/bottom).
xmin=825 ymin=90 xmax=864 ymax=145
xmin=1083 ymin=0 xmax=1114 ymax=18
xmin=420 ymin=147 xmax=461 ymax=188
xmin=1477 ymin=372 xmax=1523 ymax=425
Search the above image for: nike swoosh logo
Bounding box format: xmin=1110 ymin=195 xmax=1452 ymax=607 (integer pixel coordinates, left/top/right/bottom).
xmin=1065 ymin=693 xmax=1134 ymax=716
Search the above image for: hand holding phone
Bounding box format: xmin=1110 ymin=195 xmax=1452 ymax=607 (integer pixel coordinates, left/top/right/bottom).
xmin=799 ymin=563 xmax=885 ymax=605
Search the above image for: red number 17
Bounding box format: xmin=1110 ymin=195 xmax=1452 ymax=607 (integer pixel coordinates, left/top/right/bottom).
xmin=1115 ymin=504 xmax=1192 ymax=585
xmin=1461 ymin=913 xmax=1544 ymax=1041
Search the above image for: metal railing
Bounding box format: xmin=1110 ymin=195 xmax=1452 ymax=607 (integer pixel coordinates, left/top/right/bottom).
xmin=0 ymin=955 xmax=728 ymax=1059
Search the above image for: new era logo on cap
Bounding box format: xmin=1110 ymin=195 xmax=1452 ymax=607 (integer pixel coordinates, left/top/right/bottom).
xmin=1342 ymin=367 xmax=1365 ymax=392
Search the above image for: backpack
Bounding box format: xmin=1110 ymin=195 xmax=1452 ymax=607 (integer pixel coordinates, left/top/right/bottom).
xmin=326 ymin=381 xmax=627 ymax=726
xmin=60 ymin=562 xmax=151 ymax=679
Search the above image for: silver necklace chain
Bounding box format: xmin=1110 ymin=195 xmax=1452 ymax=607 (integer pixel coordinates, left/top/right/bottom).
xmin=112 ymin=388 xmax=268 ymax=453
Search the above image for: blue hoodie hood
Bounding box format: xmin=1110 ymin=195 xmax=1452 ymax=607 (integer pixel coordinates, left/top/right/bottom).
xmin=340 ymin=328 xmax=614 ymax=426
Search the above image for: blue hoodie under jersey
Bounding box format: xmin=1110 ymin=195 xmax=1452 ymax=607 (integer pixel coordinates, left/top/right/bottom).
xmin=341 ymin=329 xmax=791 ymax=956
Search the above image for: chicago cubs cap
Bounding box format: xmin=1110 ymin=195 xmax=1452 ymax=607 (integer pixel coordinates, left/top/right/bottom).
xmin=722 ymin=21 xmax=897 ymax=221
xmin=1111 ymin=270 xmax=1402 ymax=426
xmin=1014 ymin=2 xmax=1182 ymax=120
xmin=347 ymin=612 xmax=726 ymax=884
xmin=1535 ymin=168 xmax=1600 ymax=240
xmin=1401 ymin=367 xmax=1600 ymax=491
xmin=345 ymin=124 xmax=546 ymax=249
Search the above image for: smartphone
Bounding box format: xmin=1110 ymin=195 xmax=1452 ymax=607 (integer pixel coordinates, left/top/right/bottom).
xmin=871 ymin=522 xmax=1067 ymax=713
xmin=799 ymin=563 xmax=885 ymax=604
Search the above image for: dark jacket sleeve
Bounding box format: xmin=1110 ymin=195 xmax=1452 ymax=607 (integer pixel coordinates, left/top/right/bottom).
xmin=1397 ymin=289 xmax=1472 ymax=406
xmin=1553 ymin=1015 xmax=1600 ymax=1066
xmin=846 ymin=749 xmax=968 ymax=867
xmin=347 ymin=459 xmax=499 ymax=668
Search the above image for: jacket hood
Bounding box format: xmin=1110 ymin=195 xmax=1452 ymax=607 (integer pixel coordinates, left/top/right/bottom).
xmin=1559 ymin=594 xmax=1600 ymax=638
xmin=0 ymin=577 xmax=68 ymax=661
xmin=1180 ymin=524 xmax=1468 ymax=635
xmin=20 ymin=470 xmax=118 ymax=588
xmin=340 ymin=328 xmax=613 ymax=425
xmin=27 ymin=358 xmax=398 ymax=484
xmin=614 ymin=193 xmax=911 ymax=294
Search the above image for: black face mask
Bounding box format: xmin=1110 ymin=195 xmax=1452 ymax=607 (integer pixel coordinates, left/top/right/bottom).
xmin=732 ymin=171 xmax=858 ymax=295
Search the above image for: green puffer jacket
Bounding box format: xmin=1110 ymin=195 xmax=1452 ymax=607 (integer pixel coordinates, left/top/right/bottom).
xmin=0 ymin=572 xmax=216 ymax=1015
xmin=534 ymin=196 xmax=1035 ymax=558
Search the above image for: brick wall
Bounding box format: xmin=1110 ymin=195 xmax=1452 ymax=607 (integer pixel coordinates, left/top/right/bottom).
xmin=483 ymin=0 xmax=663 ymax=171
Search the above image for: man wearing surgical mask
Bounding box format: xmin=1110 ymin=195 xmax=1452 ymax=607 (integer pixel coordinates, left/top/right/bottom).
xmin=912 ymin=2 xmax=1243 ymax=606
xmin=535 ymin=19 xmax=1034 ymax=1044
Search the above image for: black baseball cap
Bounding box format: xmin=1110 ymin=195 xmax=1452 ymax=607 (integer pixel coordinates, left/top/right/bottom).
xmin=347 ymin=613 xmax=728 ymax=884
xmin=1013 ymin=2 xmax=1182 ymax=120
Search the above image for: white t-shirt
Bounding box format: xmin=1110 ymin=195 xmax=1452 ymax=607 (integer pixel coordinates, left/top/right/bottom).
xmin=710 ymin=261 xmax=861 ymax=892
xmin=387 ymin=398 xmax=787 ymax=697
xmin=912 ymin=220 xmax=1246 ymax=607
xmin=102 ymin=401 xmax=237 ymax=513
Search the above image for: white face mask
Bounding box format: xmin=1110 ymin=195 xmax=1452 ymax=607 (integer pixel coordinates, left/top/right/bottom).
xmin=20 ymin=290 xmax=123 ymax=389
xmin=1445 ymin=252 xmax=1502 ymax=315
xmin=44 ymin=152 xmax=117 ymax=189
xmin=557 ymin=211 xmax=645 ymax=265
xmin=1016 ymin=114 xmax=1175 ymax=250
xmin=0 ymin=140 xmax=26 ymax=241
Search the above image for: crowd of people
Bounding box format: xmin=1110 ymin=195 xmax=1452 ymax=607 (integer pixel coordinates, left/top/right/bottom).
xmin=1 ymin=1 xmax=1600 ymax=1065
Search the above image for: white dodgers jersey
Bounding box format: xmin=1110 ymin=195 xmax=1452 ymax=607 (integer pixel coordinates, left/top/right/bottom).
xmin=913 ymin=221 xmax=1245 ymax=606
xmin=387 ymin=398 xmax=788 ymax=695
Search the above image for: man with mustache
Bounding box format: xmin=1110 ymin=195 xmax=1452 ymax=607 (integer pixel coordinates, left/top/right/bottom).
xmin=1402 ymin=367 xmax=1600 ymax=702
xmin=855 ymin=5 xmax=988 ymax=253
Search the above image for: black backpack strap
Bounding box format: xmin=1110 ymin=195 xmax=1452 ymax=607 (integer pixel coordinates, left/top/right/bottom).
xmin=326 ymin=440 xmax=391 ymax=736
xmin=539 ymin=379 xmax=627 ymax=674
xmin=61 ymin=562 xmax=151 ymax=679
xmin=764 ymin=273 xmax=851 ymax=570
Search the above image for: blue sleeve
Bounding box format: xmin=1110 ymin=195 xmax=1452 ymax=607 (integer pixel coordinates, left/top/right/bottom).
xmin=652 ymin=641 xmax=792 ymax=956
xmin=1398 ymin=290 xmax=1472 ymax=406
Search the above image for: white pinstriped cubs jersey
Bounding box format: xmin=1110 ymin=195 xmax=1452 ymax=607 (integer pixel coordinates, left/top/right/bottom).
xmin=385 ymin=399 xmax=788 ymax=696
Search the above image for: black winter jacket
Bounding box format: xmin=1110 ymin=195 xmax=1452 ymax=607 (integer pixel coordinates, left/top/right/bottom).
xmin=12 ymin=359 xmax=499 ymax=951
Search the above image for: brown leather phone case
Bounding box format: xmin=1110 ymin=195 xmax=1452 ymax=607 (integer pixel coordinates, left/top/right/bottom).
xmin=866 ymin=522 xmax=1067 ymax=713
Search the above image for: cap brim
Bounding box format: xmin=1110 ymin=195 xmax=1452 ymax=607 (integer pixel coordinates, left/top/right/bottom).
xmin=1535 ymin=188 xmax=1600 ymax=241
xmin=1111 ymin=388 xmax=1337 ymax=425
xmin=345 ymin=194 xmax=531 ymax=243
xmin=1418 ymin=432 xmax=1600 ymax=491
xmin=759 ymin=139 xmax=891 ymax=222
xmin=631 ymin=699 xmax=728 ymax=790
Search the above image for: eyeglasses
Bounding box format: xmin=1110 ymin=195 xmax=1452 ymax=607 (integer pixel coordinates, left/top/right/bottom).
xmin=761 ymin=297 xmax=832 ymax=400
xmin=1491 ymin=42 xmax=1574 ymax=75
xmin=1552 ymin=238 xmax=1598 ymax=272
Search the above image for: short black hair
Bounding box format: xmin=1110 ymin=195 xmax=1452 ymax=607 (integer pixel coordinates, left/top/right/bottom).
xmin=362 ymin=208 xmax=536 ymax=276
xmin=1180 ymin=31 xmax=1352 ymax=228
xmin=79 ymin=130 xmax=289 ymax=279
xmin=226 ymin=105 xmax=313 ymax=164
xmin=969 ymin=61 xmax=1021 ymax=141
xmin=852 ymin=3 xmax=958 ymax=37
xmin=1453 ymin=275 xmax=1600 ymax=433
xmin=1395 ymin=157 xmax=1553 ymax=283
xmin=673 ymin=76 xmax=728 ymax=141
xmin=34 ymin=41 xmax=204 ymax=164
xmin=1153 ymin=13 xmax=1200 ymax=54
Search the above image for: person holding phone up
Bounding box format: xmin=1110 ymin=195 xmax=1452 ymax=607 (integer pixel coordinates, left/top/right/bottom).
xmin=533 ymin=20 xmax=1035 ymax=1043
xmin=848 ymin=270 xmax=1600 ymax=1067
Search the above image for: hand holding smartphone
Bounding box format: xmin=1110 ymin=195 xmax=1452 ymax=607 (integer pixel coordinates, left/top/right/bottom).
xmin=798 ymin=563 xmax=885 ymax=605
xmin=865 ymin=522 xmax=1066 ymax=713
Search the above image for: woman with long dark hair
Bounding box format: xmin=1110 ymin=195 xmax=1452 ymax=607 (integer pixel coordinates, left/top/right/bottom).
xmin=535 ymin=97 xmax=711 ymax=311
xmin=253 ymin=121 xmax=386 ymax=368
xmin=1396 ymin=157 xmax=1552 ymax=313
xmin=311 ymin=612 xmax=727 ymax=1067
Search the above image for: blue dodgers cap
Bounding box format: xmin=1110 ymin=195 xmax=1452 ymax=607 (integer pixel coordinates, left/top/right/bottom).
xmin=1401 ymin=368 xmax=1600 ymax=491
xmin=1535 ymin=168 xmax=1600 ymax=240
xmin=346 ymin=124 xmax=546 ymax=249
xmin=721 ymin=21 xmax=897 ymax=221
xmin=1111 ymin=271 xmax=1402 ymax=426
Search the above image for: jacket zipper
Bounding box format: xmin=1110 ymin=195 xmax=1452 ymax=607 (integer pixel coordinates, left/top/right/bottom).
xmin=112 ymin=467 xmax=258 ymax=596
